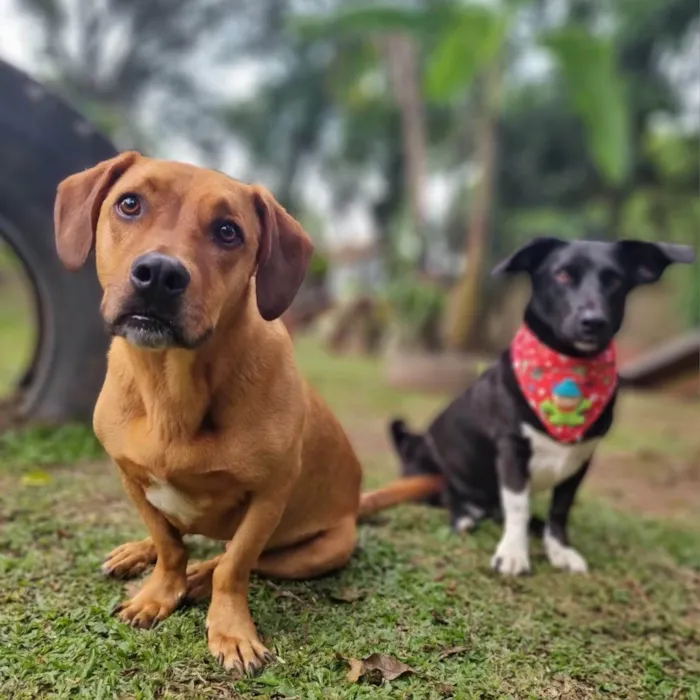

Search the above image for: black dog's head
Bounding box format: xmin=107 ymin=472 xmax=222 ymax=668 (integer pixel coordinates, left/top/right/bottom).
xmin=492 ymin=237 xmax=695 ymax=356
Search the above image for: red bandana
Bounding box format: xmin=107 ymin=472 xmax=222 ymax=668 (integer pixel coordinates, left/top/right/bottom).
xmin=511 ymin=324 xmax=617 ymax=443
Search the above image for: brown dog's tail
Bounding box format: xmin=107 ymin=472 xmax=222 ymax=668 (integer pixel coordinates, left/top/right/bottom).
xmin=358 ymin=475 xmax=444 ymax=519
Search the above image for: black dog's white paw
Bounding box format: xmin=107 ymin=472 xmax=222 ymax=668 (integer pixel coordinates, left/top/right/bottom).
xmin=544 ymin=533 xmax=588 ymax=573
xmin=453 ymin=515 xmax=477 ymax=534
xmin=491 ymin=537 xmax=531 ymax=576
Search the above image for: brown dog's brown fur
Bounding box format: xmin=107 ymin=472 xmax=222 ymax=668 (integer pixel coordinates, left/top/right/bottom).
xmin=54 ymin=152 xmax=440 ymax=676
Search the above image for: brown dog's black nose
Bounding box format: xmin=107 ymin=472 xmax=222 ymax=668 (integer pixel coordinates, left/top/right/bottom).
xmin=130 ymin=253 xmax=190 ymax=298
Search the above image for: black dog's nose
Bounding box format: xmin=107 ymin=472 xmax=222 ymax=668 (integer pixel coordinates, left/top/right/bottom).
xmin=580 ymin=310 xmax=607 ymax=335
xmin=130 ymin=253 xmax=190 ymax=298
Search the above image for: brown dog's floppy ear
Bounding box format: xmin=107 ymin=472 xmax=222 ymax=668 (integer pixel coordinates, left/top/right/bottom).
xmin=616 ymin=240 xmax=696 ymax=286
xmin=54 ymin=151 xmax=140 ymax=271
xmin=491 ymin=236 xmax=567 ymax=276
xmin=252 ymin=186 xmax=314 ymax=321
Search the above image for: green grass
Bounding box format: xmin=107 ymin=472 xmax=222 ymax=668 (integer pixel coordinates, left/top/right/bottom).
xmin=1 ymin=335 xmax=699 ymax=699
xmin=0 ymin=424 xmax=103 ymax=474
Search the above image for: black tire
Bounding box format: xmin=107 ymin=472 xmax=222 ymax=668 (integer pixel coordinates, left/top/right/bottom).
xmin=0 ymin=60 xmax=117 ymax=423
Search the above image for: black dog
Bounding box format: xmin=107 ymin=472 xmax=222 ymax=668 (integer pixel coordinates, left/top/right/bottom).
xmin=389 ymin=237 xmax=695 ymax=575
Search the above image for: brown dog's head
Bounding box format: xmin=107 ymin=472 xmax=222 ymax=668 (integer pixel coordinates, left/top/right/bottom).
xmin=54 ymin=152 xmax=313 ymax=349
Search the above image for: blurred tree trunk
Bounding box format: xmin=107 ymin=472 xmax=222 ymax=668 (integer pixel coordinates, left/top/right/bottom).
xmin=382 ymin=34 xmax=429 ymax=270
xmin=445 ymin=60 xmax=501 ymax=351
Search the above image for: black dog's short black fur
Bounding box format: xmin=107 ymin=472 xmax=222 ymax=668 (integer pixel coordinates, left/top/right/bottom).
xmin=390 ymin=237 xmax=695 ymax=575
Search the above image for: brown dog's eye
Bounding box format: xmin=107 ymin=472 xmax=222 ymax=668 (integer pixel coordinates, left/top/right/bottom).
xmin=116 ymin=194 xmax=142 ymax=218
xmin=214 ymin=221 xmax=243 ymax=248
xmin=554 ymin=269 xmax=572 ymax=285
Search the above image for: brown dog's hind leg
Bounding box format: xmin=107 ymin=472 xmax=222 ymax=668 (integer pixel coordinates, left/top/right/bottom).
xmin=185 ymin=517 xmax=356 ymax=606
xmin=102 ymin=538 xmax=156 ymax=579
xmin=185 ymin=555 xmax=222 ymax=601
xmin=256 ymin=515 xmax=356 ymax=580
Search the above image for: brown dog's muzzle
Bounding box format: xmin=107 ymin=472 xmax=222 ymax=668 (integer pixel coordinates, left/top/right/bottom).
xmin=109 ymin=252 xmax=207 ymax=351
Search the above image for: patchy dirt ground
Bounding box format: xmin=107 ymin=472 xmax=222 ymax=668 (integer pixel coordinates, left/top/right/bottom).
xmin=590 ymin=449 xmax=700 ymax=521
xmin=326 ymin=363 xmax=700 ymax=526
xmin=583 ymin=390 xmax=700 ymax=522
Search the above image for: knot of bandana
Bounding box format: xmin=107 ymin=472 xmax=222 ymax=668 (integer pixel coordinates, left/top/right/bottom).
xmin=510 ymin=324 xmax=617 ymax=443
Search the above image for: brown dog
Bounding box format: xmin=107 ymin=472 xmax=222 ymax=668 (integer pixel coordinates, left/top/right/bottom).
xmin=54 ymin=152 xmax=439 ymax=676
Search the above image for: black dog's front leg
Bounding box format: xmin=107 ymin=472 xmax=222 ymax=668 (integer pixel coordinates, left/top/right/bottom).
xmin=491 ymin=435 xmax=532 ymax=576
xmin=544 ymin=461 xmax=590 ymax=573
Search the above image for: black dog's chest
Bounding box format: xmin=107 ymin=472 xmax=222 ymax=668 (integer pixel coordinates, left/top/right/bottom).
xmin=502 ymin=350 xmax=615 ymax=485
xmin=521 ymin=423 xmax=599 ymax=491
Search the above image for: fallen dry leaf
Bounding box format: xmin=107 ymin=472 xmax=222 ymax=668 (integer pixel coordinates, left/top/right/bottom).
xmin=344 ymin=653 xmax=414 ymax=684
xmin=430 ymin=609 xmax=448 ymax=625
xmin=265 ymin=580 xmax=306 ymax=605
xmin=21 ymin=470 xmax=51 ymax=487
xmin=345 ymin=657 xmax=364 ymax=682
xmin=437 ymin=682 xmax=455 ymax=697
xmin=364 ymin=653 xmax=414 ymax=682
xmin=330 ymin=586 xmax=365 ymax=603
xmin=437 ymin=645 xmax=469 ymax=660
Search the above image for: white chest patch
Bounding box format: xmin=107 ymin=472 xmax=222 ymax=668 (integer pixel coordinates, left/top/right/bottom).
xmin=521 ymin=423 xmax=599 ymax=492
xmin=145 ymin=480 xmax=202 ymax=526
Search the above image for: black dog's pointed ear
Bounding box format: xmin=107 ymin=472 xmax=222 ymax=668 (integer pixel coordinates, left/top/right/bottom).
xmin=491 ymin=237 xmax=567 ymax=277
xmin=616 ymin=240 xmax=696 ymax=286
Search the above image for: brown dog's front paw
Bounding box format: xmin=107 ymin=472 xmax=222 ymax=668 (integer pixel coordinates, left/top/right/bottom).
xmin=206 ymin=607 xmax=275 ymax=677
xmin=114 ymin=575 xmax=186 ymax=628
xmin=207 ymin=628 xmax=274 ymax=677
xmin=102 ymin=539 xmax=156 ymax=579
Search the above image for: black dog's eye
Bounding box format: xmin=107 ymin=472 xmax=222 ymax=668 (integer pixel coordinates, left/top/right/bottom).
xmin=554 ymin=269 xmax=572 ymax=285
xmin=115 ymin=193 xmax=142 ymax=218
xmin=213 ymin=221 xmax=244 ymax=248
xmin=602 ymin=271 xmax=622 ymax=291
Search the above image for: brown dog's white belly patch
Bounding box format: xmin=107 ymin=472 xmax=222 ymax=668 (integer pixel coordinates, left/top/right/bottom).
xmin=145 ymin=479 xmax=203 ymax=527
